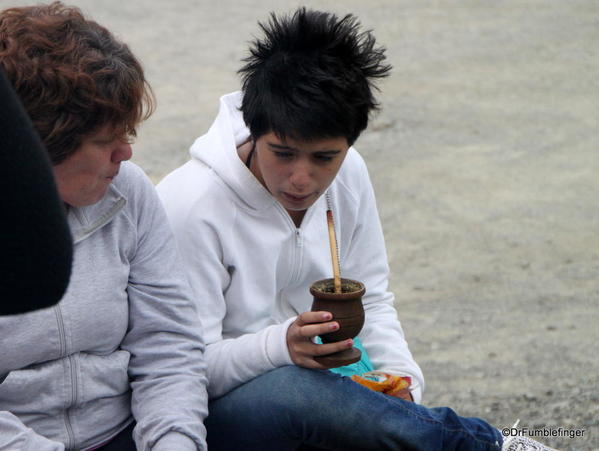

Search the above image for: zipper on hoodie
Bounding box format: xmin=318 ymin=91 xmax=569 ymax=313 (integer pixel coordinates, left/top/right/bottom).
xmin=295 ymin=229 xmax=303 ymax=248
xmin=65 ymin=354 xmax=78 ymax=450
xmin=288 ymin=228 xmax=304 ymax=284
xmin=54 ymin=305 xmax=76 ymax=450
xmin=275 ymin=203 xmax=312 ymax=284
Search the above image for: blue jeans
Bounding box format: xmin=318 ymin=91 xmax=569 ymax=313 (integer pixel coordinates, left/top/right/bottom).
xmin=206 ymin=366 xmax=502 ymax=450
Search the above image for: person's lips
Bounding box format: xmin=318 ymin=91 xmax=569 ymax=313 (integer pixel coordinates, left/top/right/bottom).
xmin=282 ymin=192 xmax=312 ymax=203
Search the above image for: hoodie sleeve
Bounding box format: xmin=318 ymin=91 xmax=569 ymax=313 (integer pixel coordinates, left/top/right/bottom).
xmin=339 ymin=152 xmax=425 ymax=403
xmin=158 ymin=173 xmax=294 ymax=399
xmin=0 ymin=411 xmax=64 ymax=450
xmin=118 ymin=165 xmax=208 ymax=450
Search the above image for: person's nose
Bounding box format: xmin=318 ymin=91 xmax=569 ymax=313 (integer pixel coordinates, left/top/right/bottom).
xmin=289 ymin=159 xmax=313 ymax=191
xmin=111 ymin=142 xmax=133 ymax=163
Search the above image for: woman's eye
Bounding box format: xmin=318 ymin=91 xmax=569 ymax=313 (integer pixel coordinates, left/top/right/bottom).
xmin=95 ymin=135 xmax=133 ymax=146
xmin=94 ymin=136 xmax=116 ymax=146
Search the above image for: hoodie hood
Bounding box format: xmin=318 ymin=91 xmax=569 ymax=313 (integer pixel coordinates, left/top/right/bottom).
xmin=190 ymin=91 xmax=276 ymax=211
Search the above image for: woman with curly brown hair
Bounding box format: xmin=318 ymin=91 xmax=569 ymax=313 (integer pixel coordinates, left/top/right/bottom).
xmin=0 ymin=3 xmax=208 ymax=450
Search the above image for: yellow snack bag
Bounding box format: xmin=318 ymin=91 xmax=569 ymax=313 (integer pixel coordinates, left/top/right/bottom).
xmin=351 ymin=371 xmax=411 ymax=397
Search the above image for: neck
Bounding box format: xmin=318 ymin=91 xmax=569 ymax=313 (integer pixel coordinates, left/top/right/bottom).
xmin=288 ymin=209 xmax=306 ymax=228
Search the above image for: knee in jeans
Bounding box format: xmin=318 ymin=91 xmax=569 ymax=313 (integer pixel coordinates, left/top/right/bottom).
xmin=265 ymin=366 xmax=327 ymax=391
xmin=264 ymin=366 xmax=324 ymax=395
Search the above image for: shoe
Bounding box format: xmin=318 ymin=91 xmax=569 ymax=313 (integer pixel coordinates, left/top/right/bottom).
xmin=502 ymin=436 xmax=559 ymax=451
xmin=501 ymin=420 xmax=559 ymax=451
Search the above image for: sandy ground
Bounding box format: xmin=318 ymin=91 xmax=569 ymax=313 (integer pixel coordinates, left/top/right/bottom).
xmin=3 ymin=1 xmax=597 ymax=449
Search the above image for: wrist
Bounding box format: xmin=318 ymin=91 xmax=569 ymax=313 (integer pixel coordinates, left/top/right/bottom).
xmin=266 ymin=317 xmax=296 ymax=367
xmin=152 ymin=432 xmax=197 ymax=451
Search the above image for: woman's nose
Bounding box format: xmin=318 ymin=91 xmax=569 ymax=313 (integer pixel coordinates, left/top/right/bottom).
xmin=112 ymin=142 xmax=133 ymax=163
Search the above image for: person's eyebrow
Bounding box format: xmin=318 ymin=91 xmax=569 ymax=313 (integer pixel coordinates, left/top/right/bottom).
xmin=313 ymin=150 xmax=342 ymax=155
xmin=268 ymin=142 xmax=295 ymax=150
xmin=268 ymin=142 xmax=342 ymax=154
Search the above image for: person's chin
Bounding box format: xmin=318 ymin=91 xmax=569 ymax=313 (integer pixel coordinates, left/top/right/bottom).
xmin=83 ymin=187 xmax=110 ymax=207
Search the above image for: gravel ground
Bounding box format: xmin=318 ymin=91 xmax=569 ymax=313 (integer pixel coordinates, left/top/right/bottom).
xmin=2 ymin=1 xmax=597 ymax=449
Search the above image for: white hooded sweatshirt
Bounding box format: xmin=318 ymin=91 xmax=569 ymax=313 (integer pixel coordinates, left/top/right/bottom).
xmin=157 ymin=92 xmax=424 ymax=402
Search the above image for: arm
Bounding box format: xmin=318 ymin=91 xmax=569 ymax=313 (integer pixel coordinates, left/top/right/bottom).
xmin=340 ymin=154 xmax=425 ymax=403
xmin=0 ymin=412 xmax=64 ymax=450
xmin=119 ymin=169 xmax=208 ymax=451
xmin=168 ymin=202 xmax=295 ymax=399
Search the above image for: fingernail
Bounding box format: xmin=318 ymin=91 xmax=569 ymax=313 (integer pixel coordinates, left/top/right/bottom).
xmin=346 ymin=339 xmax=353 ymax=347
xmin=323 ymin=313 xmax=332 ymax=320
xmin=330 ymin=323 xmax=339 ymax=330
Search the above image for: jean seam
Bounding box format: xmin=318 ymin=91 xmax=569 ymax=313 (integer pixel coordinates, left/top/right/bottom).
xmin=379 ymin=394 xmax=500 ymax=448
xmin=380 ymin=392 xmax=441 ymax=425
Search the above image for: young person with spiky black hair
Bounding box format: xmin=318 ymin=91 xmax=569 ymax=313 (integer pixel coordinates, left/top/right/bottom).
xmin=159 ymin=8 xmax=555 ymax=451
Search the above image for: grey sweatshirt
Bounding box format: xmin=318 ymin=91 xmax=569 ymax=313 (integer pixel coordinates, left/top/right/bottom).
xmin=0 ymin=162 xmax=208 ymax=450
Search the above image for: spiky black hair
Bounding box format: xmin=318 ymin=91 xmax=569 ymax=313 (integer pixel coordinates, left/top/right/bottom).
xmin=239 ymin=8 xmax=391 ymax=145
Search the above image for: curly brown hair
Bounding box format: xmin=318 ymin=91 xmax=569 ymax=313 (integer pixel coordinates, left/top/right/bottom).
xmin=0 ymin=2 xmax=154 ymax=164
